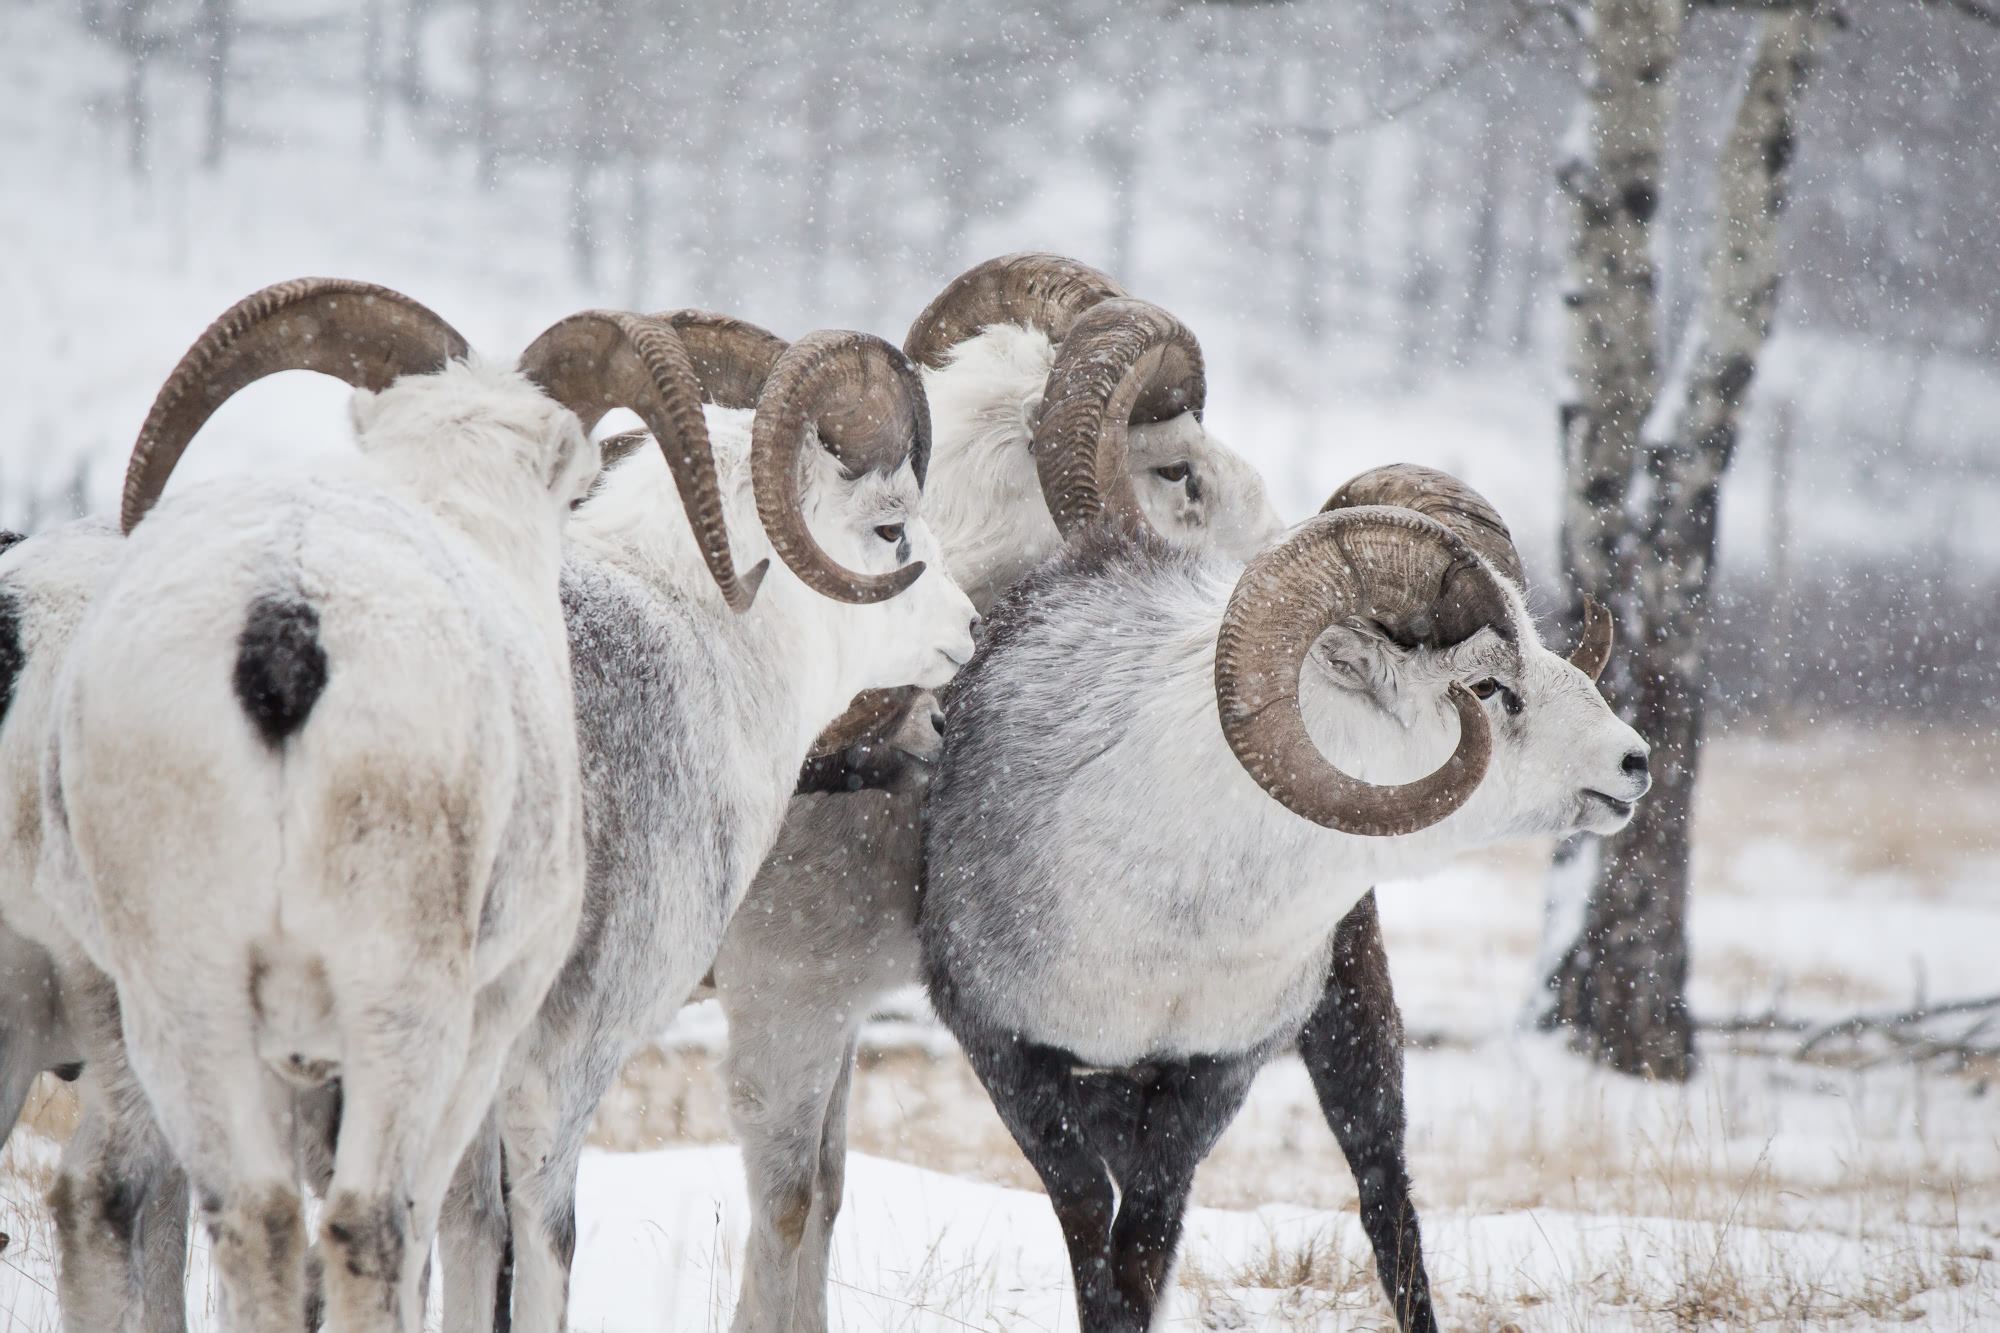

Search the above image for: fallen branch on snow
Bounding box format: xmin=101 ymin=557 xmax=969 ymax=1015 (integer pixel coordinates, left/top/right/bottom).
xmin=1699 ymin=993 xmax=2000 ymax=1069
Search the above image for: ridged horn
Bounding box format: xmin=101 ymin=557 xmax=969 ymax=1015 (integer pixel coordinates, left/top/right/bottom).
xmin=903 ymin=252 xmax=1125 ymax=371
xmin=1322 ymin=464 xmax=1526 ymax=589
xmin=1213 ymin=507 xmax=1515 ymax=836
xmin=807 ymin=686 xmax=917 ymax=759
xmin=649 ymin=310 xmax=788 ymax=410
xmin=519 ymin=311 xmax=765 ymax=612
xmin=1570 ymin=596 xmax=1614 ymax=682
xmin=122 ymin=278 xmax=468 ymax=533
xmin=1032 ymin=297 xmax=1206 ymax=539
xmin=751 ymin=331 xmax=930 ymax=605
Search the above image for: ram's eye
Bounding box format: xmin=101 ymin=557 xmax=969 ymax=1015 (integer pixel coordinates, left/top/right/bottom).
xmin=1469 ymin=678 xmax=1501 ymax=700
xmin=874 ymin=524 xmax=905 ymax=544
xmin=1154 ymin=462 xmax=1191 ymax=483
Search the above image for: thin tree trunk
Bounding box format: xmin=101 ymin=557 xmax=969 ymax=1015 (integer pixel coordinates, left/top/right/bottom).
xmin=1765 ymin=398 xmax=1794 ymax=723
xmin=363 ymin=0 xmax=387 ymax=156
xmin=569 ymin=152 xmax=595 ymax=288
xmin=625 ymin=157 xmax=651 ymax=310
xmin=119 ymin=1 xmax=152 ymax=179
xmin=200 ymin=0 xmax=230 ymax=169
xmin=800 ymin=55 xmax=840 ymax=319
xmin=473 ymin=0 xmax=498 ymax=189
xmin=399 ymin=0 xmax=430 ymax=110
xmin=1542 ymin=6 xmax=1828 ymax=1080
xmin=1397 ymin=134 xmax=1439 ymax=384
xmin=1456 ymin=110 xmax=1503 ymax=359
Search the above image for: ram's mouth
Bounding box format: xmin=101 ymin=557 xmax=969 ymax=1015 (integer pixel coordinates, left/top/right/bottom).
xmin=1583 ymin=790 xmax=1634 ymax=819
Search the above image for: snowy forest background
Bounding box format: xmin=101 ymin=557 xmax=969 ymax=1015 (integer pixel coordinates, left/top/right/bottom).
xmin=2 ymin=0 xmax=1999 ymax=1326
xmin=5 ymin=0 xmax=1999 ymax=727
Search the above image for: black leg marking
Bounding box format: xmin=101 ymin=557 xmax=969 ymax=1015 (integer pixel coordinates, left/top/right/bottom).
xmin=234 ymin=594 xmax=327 ymax=747
xmin=547 ymin=1195 xmax=577 ymax=1273
xmin=1296 ymin=891 xmax=1435 ymax=1333
xmin=955 ymin=1019 xmax=1262 ymax=1333
xmin=955 ymin=1027 xmax=1130 ymax=1329
xmin=494 ymin=1152 xmax=514 ymax=1333
xmin=324 ymin=1192 xmax=405 ymax=1292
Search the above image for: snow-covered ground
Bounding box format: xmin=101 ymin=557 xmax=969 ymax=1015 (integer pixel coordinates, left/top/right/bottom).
xmin=4 ymin=6 xmax=1997 ymax=1329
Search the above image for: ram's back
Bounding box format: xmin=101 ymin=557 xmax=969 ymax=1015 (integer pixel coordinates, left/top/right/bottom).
xmin=48 ymin=479 xmax=566 ymax=1001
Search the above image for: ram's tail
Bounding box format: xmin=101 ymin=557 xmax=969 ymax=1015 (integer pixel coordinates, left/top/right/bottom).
xmin=234 ymin=594 xmax=328 ymax=748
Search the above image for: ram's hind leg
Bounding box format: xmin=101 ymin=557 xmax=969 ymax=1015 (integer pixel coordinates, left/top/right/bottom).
xmin=325 ymin=954 xmax=545 ymax=1333
xmin=1297 ymin=891 xmax=1435 ymax=1333
xmin=50 ymin=978 xmax=194 ymax=1333
xmin=112 ymin=993 xmax=306 ymax=1333
xmin=440 ymin=1110 xmax=511 ymax=1333
xmin=51 ymin=1065 xmax=190 ymax=1333
xmin=501 ymin=1113 xmax=590 ymax=1333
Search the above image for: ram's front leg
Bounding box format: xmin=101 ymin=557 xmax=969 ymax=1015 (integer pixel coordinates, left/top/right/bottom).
xmin=724 ymin=1006 xmax=861 ymax=1333
xmin=787 ymin=1035 xmax=859 ymax=1333
xmin=1296 ymin=891 xmax=1435 ymax=1333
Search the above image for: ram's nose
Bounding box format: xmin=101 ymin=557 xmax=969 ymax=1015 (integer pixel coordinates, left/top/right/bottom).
xmin=1621 ymin=746 xmax=1652 ymax=796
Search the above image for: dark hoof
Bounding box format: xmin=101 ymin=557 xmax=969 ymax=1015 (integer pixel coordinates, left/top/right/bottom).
xmin=0 ymin=1230 xmax=10 ymax=1252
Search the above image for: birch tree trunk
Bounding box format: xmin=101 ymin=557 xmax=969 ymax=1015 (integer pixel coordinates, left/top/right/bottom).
xmin=1542 ymin=5 xmax=1828 ymax=1079
xmin=200 ymin=0 xmax=231 ymax=169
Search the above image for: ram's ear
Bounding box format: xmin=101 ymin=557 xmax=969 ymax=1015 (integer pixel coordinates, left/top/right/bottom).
xmin=545 ymin=417 xmax=601 ymax=508
xmin=1305 ymin=622 xmax=1422 ymax=728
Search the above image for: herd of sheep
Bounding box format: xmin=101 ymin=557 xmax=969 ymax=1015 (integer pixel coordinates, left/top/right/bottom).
xmin=0 ymin=254 xmax=1651 ymax=1333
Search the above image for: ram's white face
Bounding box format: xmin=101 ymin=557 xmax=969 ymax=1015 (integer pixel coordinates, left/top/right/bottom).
xmin=798 ymin=443 xmax=978 ymax=692
xmin=922 ymin=327 xmax=1288 ymax=609
xmin=1299 ymin=586 xmax=1651 ymax=843
xmin=1127 ymin=413 xmax=1286 ymax=564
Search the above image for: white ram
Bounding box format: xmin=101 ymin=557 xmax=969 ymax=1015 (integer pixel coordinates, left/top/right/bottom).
xmin=436 ymin=316 xmax=979 ymax=1333
xmin=35 ymin=281 xmax=766 ymax=1333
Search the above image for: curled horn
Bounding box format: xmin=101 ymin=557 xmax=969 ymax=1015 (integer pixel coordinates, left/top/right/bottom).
xmin=650 ymin=310 xmax=788 ymax=410
xmin=903 ymin=252 xmax=1125 ymax=371
xmin=808 ymin=686 xmax=916 ymax=759
xmin=1213 ymin=507 xmax=1515 ymax=836
xmin=1032 ymin=297 xmax=1206 ymax=538
xmin=751 ymin=331 xmax=930 ymax=605
xmin=519 ymin=311 xmax=766 ymax=612
xmin=1570 ymin=596 xmax=1614 ymax=682
xmin=122 ymin=278 xmax=468 ymax=533
xmin=1322 ymin=463 xmax=1526 ymax=589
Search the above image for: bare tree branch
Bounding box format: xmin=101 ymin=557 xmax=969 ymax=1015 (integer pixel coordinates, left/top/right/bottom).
xmin=1258 ymin=0 xmax=1556 ymax=144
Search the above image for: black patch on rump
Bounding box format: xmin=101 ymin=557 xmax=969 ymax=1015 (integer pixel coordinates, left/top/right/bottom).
xmin=0 ymin=591 xmax=25 ymax=728
xmin=234 ymin=595 xmax=328 ymax=747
